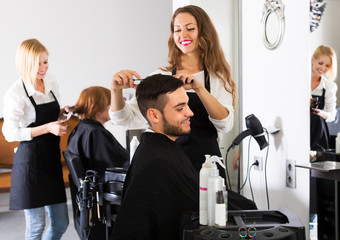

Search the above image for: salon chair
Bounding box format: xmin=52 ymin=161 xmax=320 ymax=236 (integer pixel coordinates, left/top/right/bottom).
xmin=101 ymin=167 xmax=127 ymax=240
xmin=63 ymin=149 xmax=127 ymax=240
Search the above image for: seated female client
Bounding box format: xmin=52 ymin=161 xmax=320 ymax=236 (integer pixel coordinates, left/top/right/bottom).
xmin=67 ymin=86 xmax=129 ymax=240
xmin=68 ymin=86 xmax=129 ymax=180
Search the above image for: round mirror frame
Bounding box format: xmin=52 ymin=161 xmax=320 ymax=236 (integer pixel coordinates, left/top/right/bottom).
xmin=261 ymin=0 xmax=285 ymax=50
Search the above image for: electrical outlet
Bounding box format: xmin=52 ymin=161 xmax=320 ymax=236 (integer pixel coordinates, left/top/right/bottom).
xmin=254 ymin=156 xmax=263 ymax=171
xmin=286 ymin=159 xmax=296 ymax=188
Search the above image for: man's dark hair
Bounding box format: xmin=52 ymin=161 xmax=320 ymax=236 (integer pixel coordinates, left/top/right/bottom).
xmin=136 ymin=74 xmax=184 ymax=123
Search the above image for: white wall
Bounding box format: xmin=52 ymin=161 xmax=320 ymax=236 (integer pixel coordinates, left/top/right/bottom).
xmin=0 ymin=0 xmax=172 ymax=117
xmin=241 ymin=0 xmax=310 ymax=234
xmin=310 ymin=0 xmax=340 ymax=105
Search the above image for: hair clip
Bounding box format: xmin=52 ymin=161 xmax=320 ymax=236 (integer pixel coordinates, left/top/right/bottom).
xmin=133 ymin=79 xmax=143 ymax=85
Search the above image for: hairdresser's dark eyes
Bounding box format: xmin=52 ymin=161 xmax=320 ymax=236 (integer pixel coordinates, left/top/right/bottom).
xmin=44 ymin=61 xmax=48 ymax=64
xmin=188 ymin=27 xmax=195 ymax=31
xmin=177 ymin=107 xmax=184 ymax=112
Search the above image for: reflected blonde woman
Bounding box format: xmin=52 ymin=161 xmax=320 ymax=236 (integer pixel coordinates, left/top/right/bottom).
xmin=311 ymin=45 xmax=338 ymax=122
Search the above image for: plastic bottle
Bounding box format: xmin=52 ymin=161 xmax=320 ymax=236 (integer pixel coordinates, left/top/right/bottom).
xmin=207 ymin=156 xmax=225 ymax=226
xmin=336 ymin=132 xmax=340 ymax=153
xmin=222 ymin=184 xmax=228 ymax=223
xmin=199 ymin=155 xmax=212 ymax=225
xmin=215 ymin=190 xmax=226 ymax=226
xmin=130 ymin=136 xmax=140 ymax=162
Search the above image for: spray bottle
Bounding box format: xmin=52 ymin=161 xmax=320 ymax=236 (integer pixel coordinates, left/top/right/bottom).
xmin=207 ymin=156 xmax=226 ymax=226
xmin=199 ymin=155 xmax=212 ymax=225
xmin=222 ymin=183 xmax=228 ymax=223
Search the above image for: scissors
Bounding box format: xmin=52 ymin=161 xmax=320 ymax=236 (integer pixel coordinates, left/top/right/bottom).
xmin=65 ymin=111 xmax=73 ymax=121
xmin=61 ymin=106 xmax=75 ymax=123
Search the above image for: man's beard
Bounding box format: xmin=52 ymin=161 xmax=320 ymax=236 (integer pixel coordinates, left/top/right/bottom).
xmin=162 ymin=114 xmax=191 ymax=137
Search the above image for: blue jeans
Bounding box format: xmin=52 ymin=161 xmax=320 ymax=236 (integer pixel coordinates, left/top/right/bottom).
xmin=24 ymin=202 xmax=69 ymax=240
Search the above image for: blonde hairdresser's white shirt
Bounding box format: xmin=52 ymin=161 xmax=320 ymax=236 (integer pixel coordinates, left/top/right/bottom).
xmin=109 ymin=70 xmax=234 ymax=133
xmin=2 ymin=74 xmax=61 ymax=142
xmin=311 ymin=75 xmax=337 ymax=122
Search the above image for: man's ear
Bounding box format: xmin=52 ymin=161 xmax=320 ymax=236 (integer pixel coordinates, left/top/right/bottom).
xmin=146 ymin=108 xmax=161 ymax=124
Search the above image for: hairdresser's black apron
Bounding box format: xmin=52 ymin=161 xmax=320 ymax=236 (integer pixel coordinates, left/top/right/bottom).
xmin=9 ymin=82 xmax=66 ymax=210
xmin=310 ymin=88 xmax=330 ymax=151
xmin=312 ymin=88 xmax=326 ymax=110
xmin=172 ymin=68 xmax=225 ymax=179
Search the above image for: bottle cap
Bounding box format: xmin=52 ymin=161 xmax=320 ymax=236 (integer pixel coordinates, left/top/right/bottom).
xmin=210 ymin=156 xmax=226 ymax=169
xmin=202 ymin=154 xmax=212 ymax=168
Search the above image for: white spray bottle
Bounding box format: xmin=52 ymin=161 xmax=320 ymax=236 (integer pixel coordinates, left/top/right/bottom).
xmin=207 ymin=156 xmax=226 ymax=226
xmin=199 ymin=155 xmax=212 ymax=225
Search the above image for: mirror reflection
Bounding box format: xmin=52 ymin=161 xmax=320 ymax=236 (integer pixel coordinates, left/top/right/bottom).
xmin=310 ymin=0 xmax=340 ymax=106
xmin=309 ymin=2 xmax=340 ymax=239
xmin=310 ymin=0 xmax=340 ymax=152
xmin=310 ymin=45 xmax=337 ymax=151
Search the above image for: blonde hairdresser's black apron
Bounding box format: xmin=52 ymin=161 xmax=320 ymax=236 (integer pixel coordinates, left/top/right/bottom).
xmin=9 ymin=82 xmax=66 ymax=210
xmin=172 ymin=68 xmax=226 ymax=179
xmin=312 ymin=88 xmax=326 ymax=110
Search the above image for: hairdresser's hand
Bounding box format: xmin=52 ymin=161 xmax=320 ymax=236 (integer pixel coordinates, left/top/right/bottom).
xmin=312 ymin=108 xmax=328 ymax=120
xmin=174 ymin=72 xmax=203 ymax=91
xmin=64 ymin=105 xmax=75 ymax=114
xmin=111 ymin=70 xmax=142 ymax=90
xmin=48 ymin=121 xmax=69 ymax=136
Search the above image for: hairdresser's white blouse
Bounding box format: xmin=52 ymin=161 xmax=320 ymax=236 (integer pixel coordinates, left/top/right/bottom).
xmin=109 ymin=70 xmax=234 ymax=133
xmin=2 ymin=74 xmax=61 ymax=142
xmin=311 ymin=75 xmax=337 ymax=122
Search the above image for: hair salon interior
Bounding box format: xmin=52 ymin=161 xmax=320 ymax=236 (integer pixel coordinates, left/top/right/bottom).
xmin=0 ymin=0 xmax=340 ymax=239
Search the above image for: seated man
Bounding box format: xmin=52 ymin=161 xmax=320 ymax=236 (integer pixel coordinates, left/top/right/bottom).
xmin=67 ymin=86 xmax=129 ymax=240
xmin=111 ymin=74 xmax=199 ymax=240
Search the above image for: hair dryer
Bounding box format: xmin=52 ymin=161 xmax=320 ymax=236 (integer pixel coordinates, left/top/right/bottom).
xmin=229 ymin=114 xmax=269 ymax=151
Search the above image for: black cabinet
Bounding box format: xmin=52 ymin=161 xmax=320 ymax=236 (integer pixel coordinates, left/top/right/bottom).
xmin=310 ymin=176 xmax=340 ymax=240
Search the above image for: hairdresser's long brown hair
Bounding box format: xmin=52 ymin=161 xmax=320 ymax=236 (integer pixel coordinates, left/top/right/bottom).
xmin=163 ymin=5 xmax=236 ymax=108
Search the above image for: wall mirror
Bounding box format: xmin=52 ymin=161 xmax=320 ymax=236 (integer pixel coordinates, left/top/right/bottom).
xmin=261 ymin=0 xmax=285 ymax=50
